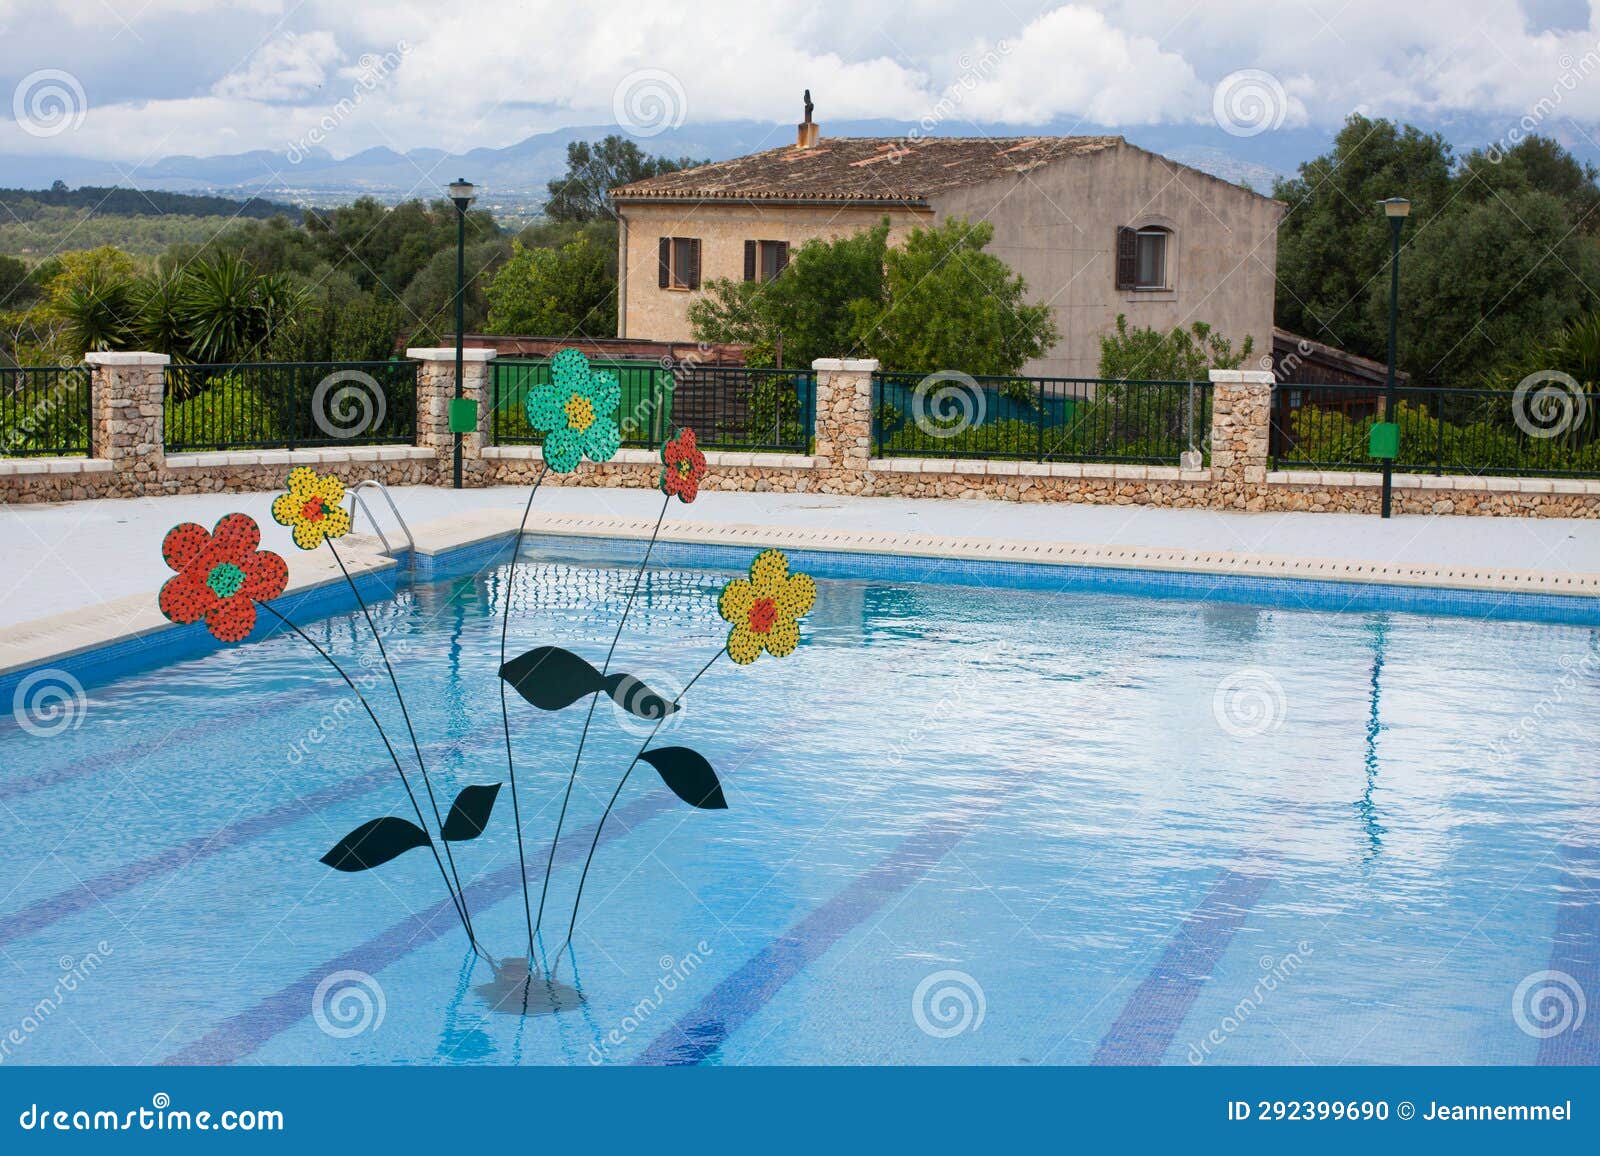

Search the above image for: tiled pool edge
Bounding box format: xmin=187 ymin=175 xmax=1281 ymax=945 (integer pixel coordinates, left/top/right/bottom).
xmin=6 ymin=508 xmax=1600 ymax=703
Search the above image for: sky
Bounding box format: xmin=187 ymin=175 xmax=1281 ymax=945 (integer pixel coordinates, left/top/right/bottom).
xmin=1 ymin=0 xmax=1599 ymax=162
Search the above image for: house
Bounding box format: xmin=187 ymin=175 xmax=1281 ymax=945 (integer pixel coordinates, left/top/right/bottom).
xmin=610 ymin=103 xmax=1285 ymax=379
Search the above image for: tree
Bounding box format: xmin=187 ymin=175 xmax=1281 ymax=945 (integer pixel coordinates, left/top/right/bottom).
xmin=1098 ymin=315 xmax=1254 ymax=380
xmin=543 ymin=136 xmax=704 ymax=222
xmin=1390 ymin=190 xmax=1600 ymax=384
xmin=43 ymin=247 xmax=140 ymax=355
xmin=855 ymin=218 xmax=1059 ymax=375
xmin=1273 ymin=115 xmax=1454 ymax=361
xmin=0 ymin=255 xmax=34 ymax=310
xmin=485 ymin=235 xmax=616 ymax=336
xmin=689 ymin=223 xmax=890 ymax=366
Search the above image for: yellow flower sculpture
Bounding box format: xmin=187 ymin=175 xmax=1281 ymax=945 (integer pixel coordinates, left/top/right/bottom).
xmin=271 ymin=467 xmax=352 ymax=550
xmin=718 ymin=548 xmax=815 ymax=664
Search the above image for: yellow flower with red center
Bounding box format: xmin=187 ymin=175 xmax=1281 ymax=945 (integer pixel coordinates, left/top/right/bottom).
xmin=271 ymin=467 xmax=352 ymax=550
xmin=717 ymin=548 xmax=815 ymax=664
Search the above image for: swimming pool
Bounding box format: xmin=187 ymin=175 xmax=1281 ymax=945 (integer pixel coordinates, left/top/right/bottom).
xmin=1 ymin=536 xmax=1597 ymax=1066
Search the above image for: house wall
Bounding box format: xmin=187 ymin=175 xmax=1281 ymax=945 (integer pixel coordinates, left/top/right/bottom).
xmin=617 ymin=142 xmax=1282 ymax=381
xmin=929 ymin=142 xmax=1283 ymax=379
xmin=615 ymin=200 xmax=930 ymax=346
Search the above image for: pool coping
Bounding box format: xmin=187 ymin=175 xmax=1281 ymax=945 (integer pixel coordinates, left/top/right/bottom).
xmin=4 ymin=506 xmax=1599 ymax=691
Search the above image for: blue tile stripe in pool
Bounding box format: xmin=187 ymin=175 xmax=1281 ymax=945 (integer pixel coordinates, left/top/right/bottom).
xmin=163 ymin=790 xmax=680 ymax=1065
xmin=634 ymin=767 xmax=1027 ymax=1066
xmin=1537 ymin=841 xmax=1600 ymax=1066
xmin=4 ymin=712 xmax=590 ymax=951
xmin=1091 ymin=869 xmax=1273 ymax=1066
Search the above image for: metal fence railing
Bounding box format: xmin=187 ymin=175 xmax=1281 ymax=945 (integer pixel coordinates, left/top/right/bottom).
xmin=492 ymin=361 xmax=815 ymax=453
xmin=1271 ymin=382 xmax=1600 ymax=477
xmin=0 ymin=366 xmax=93 ymax=457
xmin=873 ymin=373 xmax=1210 ymax=464
xmin=163 ymin=361 xmax=418 ymax=452
xmin=492 ymin=360 xmax=668 ymax=449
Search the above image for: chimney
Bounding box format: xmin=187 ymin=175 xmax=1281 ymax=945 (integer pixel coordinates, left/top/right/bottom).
xmin=797 ymin=89 xmax=819 ymax=149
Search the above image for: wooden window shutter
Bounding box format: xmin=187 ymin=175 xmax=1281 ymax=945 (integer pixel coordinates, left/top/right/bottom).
xmin=659 ymin=237 xmax=671 ymax=288
xmin=744 ymin=240 xmax=757 ymax=282
xmin=687 ymin=238 xmax=701 ymax=289
xmin=1115 ymin=227 xmax=1137 ymax=289
xmin=774 ymin=241 xmax=789 ymax=275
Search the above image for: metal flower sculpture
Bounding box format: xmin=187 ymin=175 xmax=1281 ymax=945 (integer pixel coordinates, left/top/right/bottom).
xmin=525 ymin=348 xmax=622 ymax=473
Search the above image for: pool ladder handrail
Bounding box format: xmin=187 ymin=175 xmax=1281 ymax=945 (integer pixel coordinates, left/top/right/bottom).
xmin=345 ymin=479 xmax=416 ymax=573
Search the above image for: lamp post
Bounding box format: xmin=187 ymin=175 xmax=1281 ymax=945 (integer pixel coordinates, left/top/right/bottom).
xmin=1378 ymin=196 xmax=1410 ymax=519
xmin=448 ymin=178 xmax=477 ymax=490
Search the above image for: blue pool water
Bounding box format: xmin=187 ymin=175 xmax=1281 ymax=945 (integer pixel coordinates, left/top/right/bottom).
xmin=1 ymin=538 xmax=1597 ymax=1066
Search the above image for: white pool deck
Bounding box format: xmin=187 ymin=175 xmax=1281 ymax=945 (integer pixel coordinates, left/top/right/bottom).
xmin=2 ymin=485 xmax=1598 ymax=669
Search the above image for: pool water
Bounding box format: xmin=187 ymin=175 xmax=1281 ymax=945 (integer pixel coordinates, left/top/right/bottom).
xmin=1 ymin=540 xmax=1597 ymax=1066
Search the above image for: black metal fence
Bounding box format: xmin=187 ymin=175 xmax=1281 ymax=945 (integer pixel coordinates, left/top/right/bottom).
xmin=492 ymin=361 xmax=815 ymax=452
xmin=163 ymin=361 xmax=418 ymax=452
xmin=873 ymin=373 xmax=1210 ymax=464
xmin=1272 ymin=382 xmax=1600 ymax=477
xmin=0 ymin=366 xmax=93 ymax=456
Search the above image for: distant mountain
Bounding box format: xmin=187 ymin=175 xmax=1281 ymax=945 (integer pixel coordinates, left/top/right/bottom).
xmin=2 ymin=110 xmax=1595 ymax=212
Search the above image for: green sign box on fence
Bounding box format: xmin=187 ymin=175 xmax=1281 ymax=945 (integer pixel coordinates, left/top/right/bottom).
xmin=1368 ymin=421 xmax=1399 ymax=460
xmin=448 ymin=398 xmax=479 ymax=434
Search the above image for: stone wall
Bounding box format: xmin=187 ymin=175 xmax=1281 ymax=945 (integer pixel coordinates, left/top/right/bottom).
xmin=4 ymin=356 xmax=1597 ymax=518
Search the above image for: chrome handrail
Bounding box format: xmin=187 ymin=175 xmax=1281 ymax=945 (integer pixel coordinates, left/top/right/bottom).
xmin=345 ymin=479 xmax=415 ymax=572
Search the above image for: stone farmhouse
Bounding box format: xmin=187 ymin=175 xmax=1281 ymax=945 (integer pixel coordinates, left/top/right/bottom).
xmin=610 ymin=109 xmax=1285 ymax=379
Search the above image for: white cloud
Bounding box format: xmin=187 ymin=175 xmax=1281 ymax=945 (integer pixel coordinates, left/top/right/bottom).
xmin=7 ymin=1 xmax=1600 ymax=162
xmin=212 ymin=30 xmax=341 ymax=103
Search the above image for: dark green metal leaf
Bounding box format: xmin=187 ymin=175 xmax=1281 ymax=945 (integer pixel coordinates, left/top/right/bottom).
xmin=320 ymin=816 xmax=431 ymax=872
xmin=639 ymin=746 xmax=727 ymax=810
xmin=499 ymin=645 xmax=606 ymax=710
xmin=499 ymin=645 xmax=680 ymax=720
xmin=603 ymin=673 xmax=681 ymax=721
xmin=442 ymin=783 xmax=501 ymax=841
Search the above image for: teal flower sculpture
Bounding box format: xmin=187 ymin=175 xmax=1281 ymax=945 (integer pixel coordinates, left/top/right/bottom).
xmin=526 ymin=348 xmax=623 ymax=473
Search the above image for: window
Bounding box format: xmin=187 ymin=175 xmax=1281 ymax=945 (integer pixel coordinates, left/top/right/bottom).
xmin=658 ymin=236 xmax=701 ymax=290
xmin=1115 ymin=225 xmax=1171 ymax=290
xmin=744 ymin=240 xmax=789 ymax=282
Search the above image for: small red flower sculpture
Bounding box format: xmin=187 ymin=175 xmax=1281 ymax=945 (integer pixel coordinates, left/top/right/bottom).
xmin=660 ymin=427 xmax=707 ymax=503
xmin=158 ymin=514 xmax=289 ymax=643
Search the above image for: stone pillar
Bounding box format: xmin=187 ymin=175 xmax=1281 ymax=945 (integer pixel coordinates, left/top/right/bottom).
xmin=407 ymin=346 xmax=496 ymax=485
xmin=85 ymin=351 xmax=168 ymax=481
xmin=812 ymin=358 xmax=877 ymax=482
xmin=1207 ymin=368 xmax=1273 ymax=509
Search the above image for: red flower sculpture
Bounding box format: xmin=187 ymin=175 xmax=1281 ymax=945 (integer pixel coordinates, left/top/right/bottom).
xmin=660 ymin=427 xmax=707 ymax=503
xmin=158 ymin=514 xmax=289 ymax=643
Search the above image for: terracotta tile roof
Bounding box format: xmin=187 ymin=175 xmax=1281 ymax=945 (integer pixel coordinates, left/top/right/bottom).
xmin=610 ymin=135 xmax=1125 ymax=203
